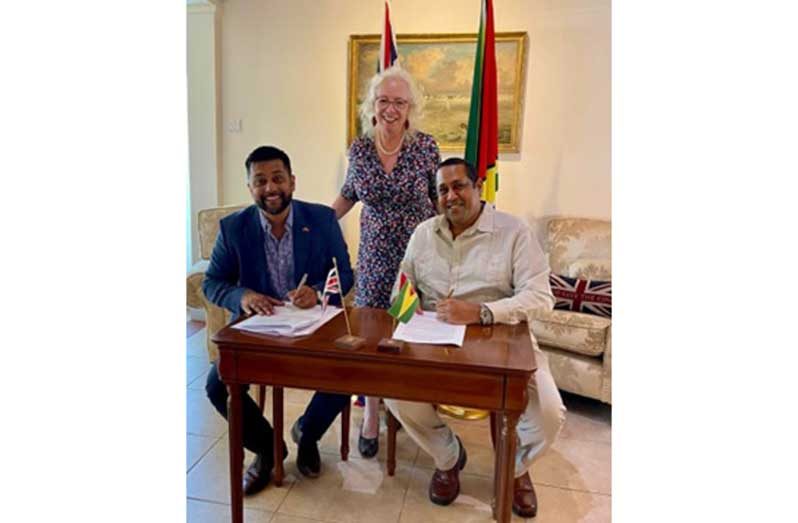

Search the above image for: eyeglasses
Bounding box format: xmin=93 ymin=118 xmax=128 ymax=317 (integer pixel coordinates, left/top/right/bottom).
xmin=375 ymin=97 xmax=409 ymax=110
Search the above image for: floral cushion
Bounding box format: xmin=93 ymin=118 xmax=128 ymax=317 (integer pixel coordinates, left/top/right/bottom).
xmin=529 ymin=309 xmax=610 ymax=357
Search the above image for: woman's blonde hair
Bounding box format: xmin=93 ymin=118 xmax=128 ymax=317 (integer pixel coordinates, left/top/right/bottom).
xmin=359 ymin=65 xmax=424 ymax=143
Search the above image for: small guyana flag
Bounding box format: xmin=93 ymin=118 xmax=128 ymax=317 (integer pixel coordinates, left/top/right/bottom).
xmin=388 ymin=272 xmax=419 ymax=323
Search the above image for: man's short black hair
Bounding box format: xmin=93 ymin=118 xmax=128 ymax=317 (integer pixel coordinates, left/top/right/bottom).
xmin=245 ymin=146 xmax=292 ymax=177
xmin=438 ymin=157 xmax=478 ymax=184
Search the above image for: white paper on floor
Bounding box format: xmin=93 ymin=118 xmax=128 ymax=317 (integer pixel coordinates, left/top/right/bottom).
xmin=336 ymin=459 xmax=385 ymax=494
xmin=453 ymin=494 xmax=493 ymax=513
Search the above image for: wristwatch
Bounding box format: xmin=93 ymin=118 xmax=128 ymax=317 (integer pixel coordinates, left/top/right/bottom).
xmin=479 ymin=304 xmax=494 ymax=326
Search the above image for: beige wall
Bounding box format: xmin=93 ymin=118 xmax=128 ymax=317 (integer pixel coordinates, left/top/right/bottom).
xmin=216 ymin=0 xmax=610 ymax=258
xmin=188 ymin=2 xmax=221 ymax=265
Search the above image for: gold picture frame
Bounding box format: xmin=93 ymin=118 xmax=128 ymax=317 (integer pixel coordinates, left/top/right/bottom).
xmin=347 ymin=32 xmax=527 ymax=153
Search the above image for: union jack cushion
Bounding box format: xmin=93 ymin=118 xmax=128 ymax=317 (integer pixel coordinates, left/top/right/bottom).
xmin=549 ymin=274 xmax=612 ymax=318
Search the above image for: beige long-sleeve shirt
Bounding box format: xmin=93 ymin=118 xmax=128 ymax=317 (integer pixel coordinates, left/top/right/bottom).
xmin=397 ymin=203 xmax=554 ymax=330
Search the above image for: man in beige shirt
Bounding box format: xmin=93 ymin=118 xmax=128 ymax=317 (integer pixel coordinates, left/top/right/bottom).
xmin=384 ymin=158 xmax=566 ymax=518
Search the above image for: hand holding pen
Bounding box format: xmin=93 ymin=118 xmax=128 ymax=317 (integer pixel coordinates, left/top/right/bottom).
xmin=287 ymin=273 xmax=316 ymax=309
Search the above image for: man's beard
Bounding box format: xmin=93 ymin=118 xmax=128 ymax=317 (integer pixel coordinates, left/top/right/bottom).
xmin=257 ymin=192 xmax=292 ymax=215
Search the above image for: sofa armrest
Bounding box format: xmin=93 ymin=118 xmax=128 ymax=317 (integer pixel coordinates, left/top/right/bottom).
xmin=187 ymin=271 xmax=205 ymax=310
xmin=186 ymin=264 xmax=230 ymax=363
xmin=529 ymin=309 xmax=611 ymax=357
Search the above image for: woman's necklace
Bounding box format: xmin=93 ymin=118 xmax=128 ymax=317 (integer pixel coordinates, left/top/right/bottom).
xmin=375 ymin=132 xmax=403 ymax=156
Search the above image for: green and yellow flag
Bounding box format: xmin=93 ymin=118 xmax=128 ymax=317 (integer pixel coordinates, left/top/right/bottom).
xmin=464 ymin=0 xmax=499 ymax=204
xmin=388 ymin=272 xmax=419 ymax=323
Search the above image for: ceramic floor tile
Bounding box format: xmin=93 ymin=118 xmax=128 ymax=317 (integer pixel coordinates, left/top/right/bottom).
xmin=188 ymin=433 xmax=220 ymax=472
xmin=187 ymin=498 xmax=272 ymax=523
xmin=187 ymin=329 xmax=208 ymax=359
xmin=277 ymin=454 xmax=411 ymax=522
xmin=533 ymin=484 xmax=611 ymax=522
xmin=559 ymin=407 xmax=612 ymax=444
xmin=532 ymin=437 xmax=611 ymax=495
xmin=284 ymin=387 xmax=317 ymax=406
xmin=271 ymin=453 xmax=347 ymax=520
xmin=187 ymin=388 xmax=229 ymax=438
xmin=187 ymin=437 xmax=295 ymax=512
xmin=188 ymin=356 xmax=209 ymax=386
xmin=188 ymin=365 xmax=211 ymax=391
xmin=270 ymin=514 xmax=325 ymax=523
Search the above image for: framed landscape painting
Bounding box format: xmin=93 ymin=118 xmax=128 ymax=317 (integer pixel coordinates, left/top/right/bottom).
xmin=347 ymin=32 xmax=527 ymax=153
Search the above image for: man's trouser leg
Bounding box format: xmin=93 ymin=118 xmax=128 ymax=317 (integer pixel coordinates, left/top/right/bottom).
xmin=515 ymin=356 xmax=567 ymax=477
xmin=384 ymin=399 xmax=460 ymax=471
xmin=205 ymin=363 xmax=273 ymax=456
xmin=298 ymin=392 xmax=352 ymax=442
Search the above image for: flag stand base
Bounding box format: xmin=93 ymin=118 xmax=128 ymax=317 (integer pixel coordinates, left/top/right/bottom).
xmin=334 ymin=334 xmax=365 ymax=350
xmin=377 ymin=338 xmax=404 ymax=354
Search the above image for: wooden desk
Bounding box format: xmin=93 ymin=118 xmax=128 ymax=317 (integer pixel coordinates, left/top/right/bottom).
xmin=213 ymin=308 xmax=536 ymax=523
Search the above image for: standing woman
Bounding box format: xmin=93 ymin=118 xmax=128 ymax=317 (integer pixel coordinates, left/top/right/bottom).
xmin=332 ymin=65 xmax=439 ymax=458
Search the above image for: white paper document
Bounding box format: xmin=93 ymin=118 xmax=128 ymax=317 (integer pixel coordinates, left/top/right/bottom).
xmin=391 ymin=313 xmax=466 ymax=347
xmin=232 ymin=304 xmax=342 ymax=337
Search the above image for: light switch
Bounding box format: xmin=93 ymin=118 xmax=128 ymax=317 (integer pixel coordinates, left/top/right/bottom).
xmin=227 ymin=119 xmax=242 ymax=133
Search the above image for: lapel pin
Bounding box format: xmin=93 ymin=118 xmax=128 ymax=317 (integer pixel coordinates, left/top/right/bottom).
xmin=302 ymin=226 xmax=310 ymax=232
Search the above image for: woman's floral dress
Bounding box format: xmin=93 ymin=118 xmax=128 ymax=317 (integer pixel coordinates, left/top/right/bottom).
xmin=340 ymin=132 xmax=440 ymax=308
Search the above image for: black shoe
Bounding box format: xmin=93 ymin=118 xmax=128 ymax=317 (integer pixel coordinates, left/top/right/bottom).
xmin=296 ymin=440 xmax=321 ymax=478
xmin=242 ymin=454 xmax=272 ymax=496
xmin=291 ymin=417 xmax=303 ymax=445
xmin=358 ymin=432 xmax=379 ymax=458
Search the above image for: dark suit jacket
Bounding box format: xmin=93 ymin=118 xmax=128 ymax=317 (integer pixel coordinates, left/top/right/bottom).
xmin=202 ymin=201 xmax=354 ymax=322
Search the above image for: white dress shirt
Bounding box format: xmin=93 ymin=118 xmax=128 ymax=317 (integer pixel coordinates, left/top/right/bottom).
xmin=398 ymin=203 xmax=554 ymax=333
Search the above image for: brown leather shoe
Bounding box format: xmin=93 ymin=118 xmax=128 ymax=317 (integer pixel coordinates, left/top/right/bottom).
xmin=512 ymin=472 xmax=538 ymax=518
xmin=428 ymin=436 xmax=467 ymax=506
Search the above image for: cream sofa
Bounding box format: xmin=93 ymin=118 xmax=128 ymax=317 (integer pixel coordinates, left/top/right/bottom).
xmin=530 ymin=217 xmax=612 ymax=404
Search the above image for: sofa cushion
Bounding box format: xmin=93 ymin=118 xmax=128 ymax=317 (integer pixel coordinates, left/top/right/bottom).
xmin=550 ymin=274 xmax=611 ymax=318
xmin=530 ymin=309 xmax=610 ymax=356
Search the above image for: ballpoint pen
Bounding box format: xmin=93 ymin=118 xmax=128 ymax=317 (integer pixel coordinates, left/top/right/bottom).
xmin=292 ymin=273 xmax=308 ymax=304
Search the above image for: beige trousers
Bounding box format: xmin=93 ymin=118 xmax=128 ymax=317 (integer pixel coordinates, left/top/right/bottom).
xmin=385 ymin=350 xmax=566 ymax=478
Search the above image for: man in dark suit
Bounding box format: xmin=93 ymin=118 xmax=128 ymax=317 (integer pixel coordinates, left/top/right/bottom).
xmin=203 ymin=145 xmax=354 ymax=495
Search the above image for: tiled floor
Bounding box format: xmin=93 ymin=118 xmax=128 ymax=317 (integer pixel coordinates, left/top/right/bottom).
xmin=186 ymin=326 xmax=611 ymax=522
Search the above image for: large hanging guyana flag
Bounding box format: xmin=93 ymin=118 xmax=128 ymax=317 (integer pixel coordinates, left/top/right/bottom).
xmin=464 ymin=0 xmax=498 ymax=204
xmin=387 ymin=272 xmax=419 ymax=323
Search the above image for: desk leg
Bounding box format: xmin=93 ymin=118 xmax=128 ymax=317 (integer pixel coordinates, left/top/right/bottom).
xmin=494 ymin=411 xmax=519 ymax=523
xmin=227 ymin=385 xmax=244 ymax=523
xmin=386 ymin=408 xmax=398 ymax=476
xmin=273 ymin=386 xmax=284 ymax=487
xmin=340 ymin=402 xmax=350 ymax=461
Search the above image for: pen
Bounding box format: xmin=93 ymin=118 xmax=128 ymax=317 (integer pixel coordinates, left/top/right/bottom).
xmin=292 ymin=273 xmax=308 ymax=304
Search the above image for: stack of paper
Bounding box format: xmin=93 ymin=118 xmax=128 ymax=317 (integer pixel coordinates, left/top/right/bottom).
xmin=232 ymin=304 xmax=342 ymax=337
xmin=392 ymin=313 xmax=466 ymax=347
